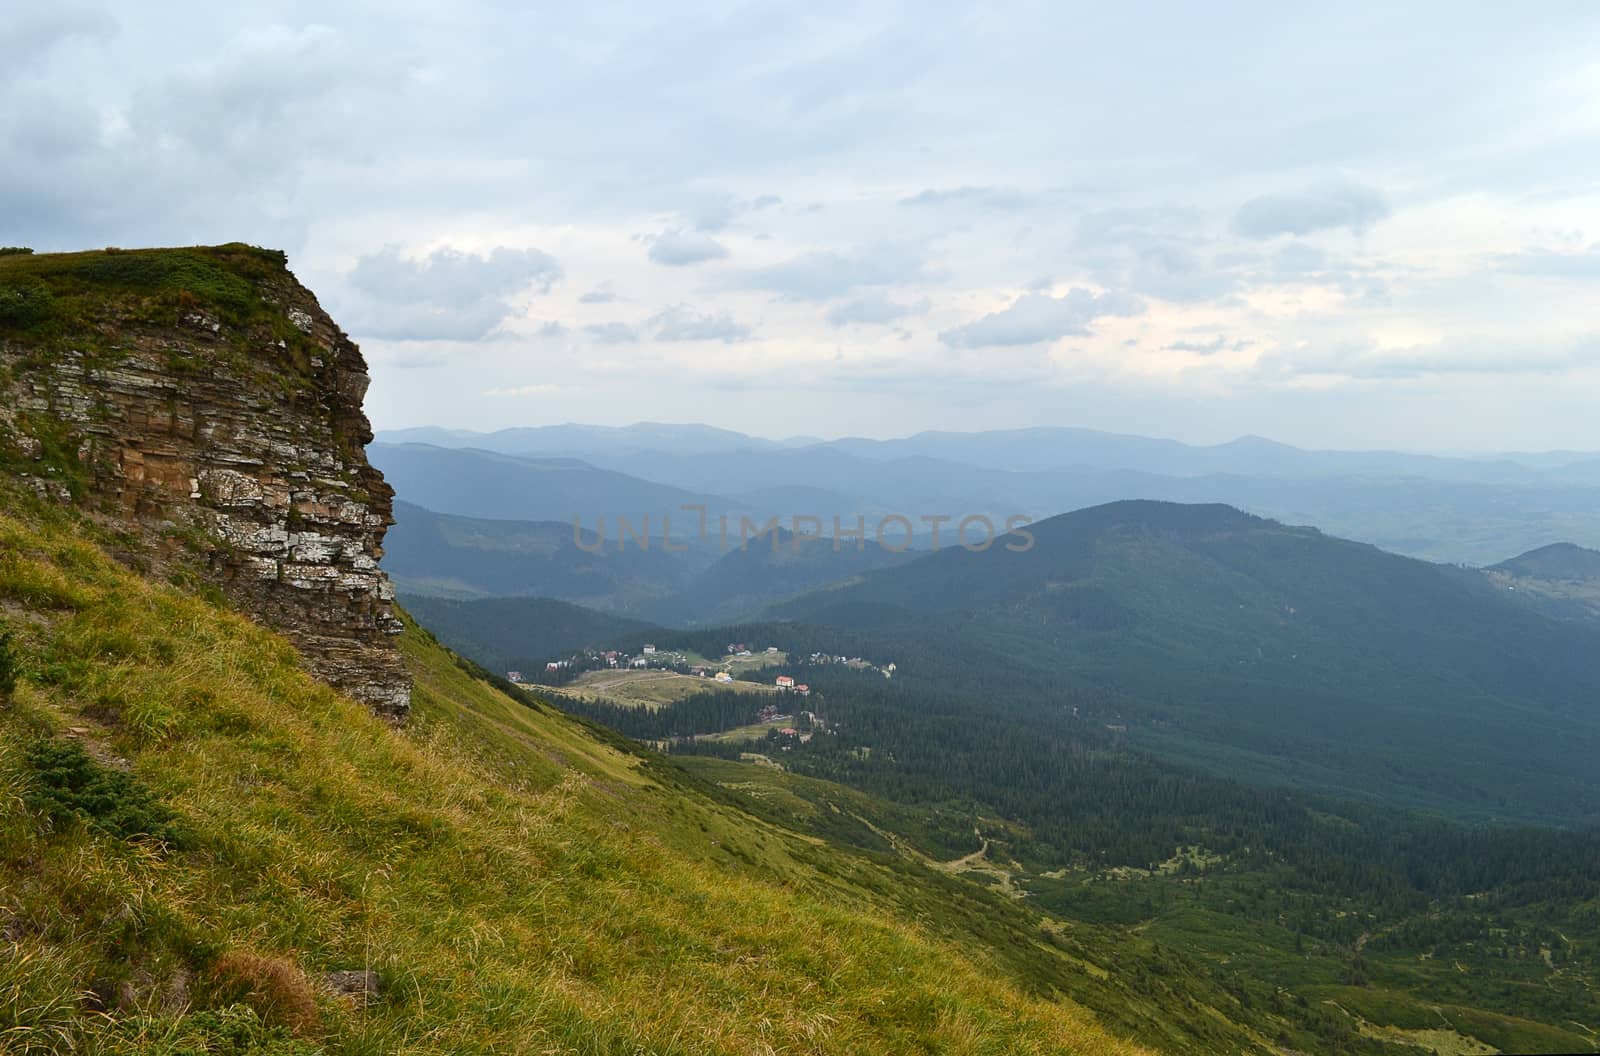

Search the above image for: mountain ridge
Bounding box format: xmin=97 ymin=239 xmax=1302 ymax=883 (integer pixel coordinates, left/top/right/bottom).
xmin=768 ymin=498 xmax=1600 ymax=825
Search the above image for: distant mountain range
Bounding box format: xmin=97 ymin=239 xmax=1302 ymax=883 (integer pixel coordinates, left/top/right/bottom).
xmin=377 ymin=421 xmax=1600 ymax=484
xmin=385 ymin=499 xmax=913 ymax=625
xmin=383 ymin=500 xmax=697 ymax=608
xmin=370 ymin=443 xmax=733 ymax=524
xmin=372 ymin=426 xmax=1600 ymax=566
xmin=377 ymin=422 xmax=820 ymax=458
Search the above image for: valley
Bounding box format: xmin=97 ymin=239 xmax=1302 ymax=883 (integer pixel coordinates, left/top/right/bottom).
xmin=4 ymin=244 xmax=1598 ymax=1054
xmin=409 ymin=502 xmax=1600 ymax=1053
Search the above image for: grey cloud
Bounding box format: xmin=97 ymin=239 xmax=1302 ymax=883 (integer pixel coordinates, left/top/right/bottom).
xmin=679 ymin=191 xmax=783 ymax=231
xmin=1273 ymin=241 xmax=1328 ymax=274
xmin=648 ymin=229 xmax=730 ymax=267
xmin=1234 ymin=184 xmax=1391 ymax=239
xmin=0 ymin=5 xmax=117 ymax=71
xmin=130 ymin=25 xmax=375 ymax=173
xmin=343 ymin=245 xmax=562 ymax=340
xmin=1127 ymin=243 xmax=1238 ymax=303
xmin=650 ymin=305 xmax=752 ymax=343
xmin=1256 ymin=336 xmax=1600 ymax=381
xmin=1163 ymin=336 xmax=1252 ymax=355
xmin=584 ymin=322 xmax=640 ymax=343
xmin=579 ymin=285 xmax=619 ymax=303
xmin=940 ymin=289 xmax=1144 ymax=348
xmin=826 ymin=295 xmax=927 ymax=327
xmin=899 ymin=186 xmax=1037 ymax=209
xmin=1077 ymin=207 xmax=1207 ymax=246
xmin=743 ymin=243 xmax=924 ymax=300
xmin=1497 ymin=245 xmax=1600 ymax=277
xmin=1073 ymin=208 xmax=1238 ymax=303
xmin=349 ymin=245 xmax=560 ymax=302
xmin=686 ymin=193 xmax=737 ymax=232
xmin=0 ymin=22 xmax=388 ymax=248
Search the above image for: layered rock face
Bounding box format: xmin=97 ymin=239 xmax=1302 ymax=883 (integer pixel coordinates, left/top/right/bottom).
xmin=0 ymin=245 xmax=410 ymax=718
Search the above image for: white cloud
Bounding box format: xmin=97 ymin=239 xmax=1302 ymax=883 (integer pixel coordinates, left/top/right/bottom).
xmin=649 ymin=305 xmax=752 ymax=343
xmin=1497 ymin=244 xmax=1600 ymax=277
xmin=647 ymin=229 xmax=730 ymax=267
xmin=899 ymin=186 xmax=1038 ymax=209
xmin=741 ymin=243 xmax=925 ymax=301
xmin=584 ymin=321 xmax=640 ymax=343
xmin=826 ymin=295 xmax=927 ymax=327
xmin=342 ymin=245 xmax=562 ymax=341
xmin=484 ymin=383 xmax=563 ymax=397
xmin=1234 ymin=184 xmax=1391 ymax=239
xmin=940 ymin=289 xmax=1145 ymax=348
xmin=1163 ymin=336 xmax=1252 ymax=356
xmin=1256 ymin=335 xmax=1600 ymax=381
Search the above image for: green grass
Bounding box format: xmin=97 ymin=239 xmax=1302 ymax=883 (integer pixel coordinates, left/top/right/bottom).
xmin=0 ymin=243 xmax=286 ymax=338
xmin=561 ymin=667 xmax=776 ymax=710
xmin=0 ymin=492 xmax=1150 ymax=1055
xmin=0 ymin=246 xmax=343 ymax=460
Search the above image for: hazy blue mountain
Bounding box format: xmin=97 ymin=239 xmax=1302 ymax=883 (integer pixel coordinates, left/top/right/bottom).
xmin=378 ymin=422 xmax=1600 ymax=481
xmin=371 ymin=431 xmax=1600 ymax=565
xmin=770 ymin=500 xmax=1600 ymax=825
xmin=372 ymin=425 xmax=489 ymax=447
xmin=561 ymin=449 xmax=1600 ymax=565
xmin=1544 ymin=457 xmax=1600 ymax=486
xmin=386 ymin=500 xmax=919 ymax=626
xmin=376 ymin=422 xmax=782 ymax=458
xmin=384 ymin=500 xmax=704 ymax=611
xmin=370 ymin=443 xmax=740 ymax=525
xmin=654 ymin=526 xmax=918 ymax=626
xmin=821 ymin=427 xmax=1559 ymax=482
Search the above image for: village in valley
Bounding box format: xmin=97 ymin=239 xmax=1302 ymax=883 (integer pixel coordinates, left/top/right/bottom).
xmin=506 ymin=640 xmax=898 ymax=753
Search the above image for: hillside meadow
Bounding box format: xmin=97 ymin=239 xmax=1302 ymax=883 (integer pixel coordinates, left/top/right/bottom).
xmin=0 ymin=492 xmax=1145 ymax=1055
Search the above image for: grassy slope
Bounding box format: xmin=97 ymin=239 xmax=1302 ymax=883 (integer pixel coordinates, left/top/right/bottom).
xmin=673 ymin=760 xmax=1600 ymax=1056
xmin=0 ymin=495 xmax=1147 ymax=1055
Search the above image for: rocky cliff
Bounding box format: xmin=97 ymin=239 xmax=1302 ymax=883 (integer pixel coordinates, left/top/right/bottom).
xmin=0 ymin=244 xmax=410 ymax=717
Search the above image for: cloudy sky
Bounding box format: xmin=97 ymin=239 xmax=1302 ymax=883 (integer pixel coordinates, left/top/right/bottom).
xmin=7 ymin=2 xmax=1600 ymax=450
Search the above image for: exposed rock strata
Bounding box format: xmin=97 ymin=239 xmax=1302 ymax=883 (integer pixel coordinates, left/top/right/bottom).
xmin=0 ymin=246 xmax=410 ymax=718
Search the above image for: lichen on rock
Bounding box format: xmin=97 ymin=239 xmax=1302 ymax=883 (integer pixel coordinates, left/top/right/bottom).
xmin=0 ymin=244 xmax=411 ymax=718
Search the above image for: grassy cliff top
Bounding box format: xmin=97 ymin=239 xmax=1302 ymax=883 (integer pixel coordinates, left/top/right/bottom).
xmin=0 ymin=244 xmax=297 ymax=335
xmin=0 ymin=484 xmax=1146 ymax=1055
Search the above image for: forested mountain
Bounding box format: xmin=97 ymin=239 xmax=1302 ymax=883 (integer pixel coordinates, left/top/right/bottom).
xmin=769 ymin=500 xmax=1600 ymax=825
xmin=1492 ymin=541 xmax=1600 ymax=581
xmin=654 ymin=525 xmax=916 ymax=625
xmin=1486 ymin=542 xmax=1600 ymax=625
xmin=384 ymin=500 xmax=703 ymax=608
xmin=399 ymin=594 xmax=657 ymax=672
xmin=386 ymin=501 xmax=918 ymax=624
